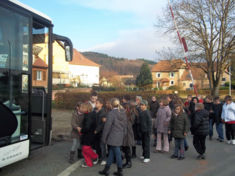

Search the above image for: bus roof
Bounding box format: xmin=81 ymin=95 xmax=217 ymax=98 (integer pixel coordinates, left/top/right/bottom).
xmin=9 ymin=0 xmax=52 ymax=22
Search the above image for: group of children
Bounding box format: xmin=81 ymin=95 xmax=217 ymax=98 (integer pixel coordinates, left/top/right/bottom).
xmin=68 ymin=92 xmax=235 ymax=176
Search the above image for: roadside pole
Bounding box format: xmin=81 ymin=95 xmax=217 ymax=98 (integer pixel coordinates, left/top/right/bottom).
xmin=229 ymin=59 xmax=231 ymax=96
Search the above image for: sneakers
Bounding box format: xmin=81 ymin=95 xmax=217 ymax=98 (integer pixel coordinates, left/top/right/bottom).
xmin=232 ymin=140 xmax=235 ymax=145
xmin=217 ymin=138 xmax=224 ymax=142
xmin=100 ymin=160 xmax=106 ymax=166
xmin=201 ymin=155 xmax=205 ymax=160
xmin=81 ymin=162 xmax=88 ymax=168
xmin=140 ymin=156 xmax=144 ymax=160
xmin=197 ymin=154 xmax=205 ymax=160
xmin=227 ymin=140 xmax=232 ymax=144
xmin=171 ymin=155 xmax=178 ymax=159
xmin=178 ymin=156 xmax=185 ymax=160
xmin=93 ymin=158 xmax=99 ymax=165
xmin=143 ymin=158 xmax=150 ymax=163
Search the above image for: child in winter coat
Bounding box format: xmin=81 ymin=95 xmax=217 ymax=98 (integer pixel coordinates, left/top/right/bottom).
xmin=154 ymin=98 xmax=172 ymax=152
xmin=213 ymin=97 xmax=224 ymax=142
xmin=139 ymin=100 xmax=152 ymax=163
xmin=94 ymin=99 xmax=107 ymax=166
xmin=79 ymin=102 xmax=99 ymax=168
xmin=204 ymin=96 xmax=214 ymax=140
xmin=191 ymin=103 xmax=209 ymax=160
xmin=169 ymin=105 xmax=189 ymax=160
xmin=69 ymin=102 xmax=84 ymax=163
xmin=221 ymin=95 xmax=235 ymax=145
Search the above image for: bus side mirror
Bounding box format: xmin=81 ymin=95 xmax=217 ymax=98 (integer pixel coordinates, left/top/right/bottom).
xmin=53 ymin=34 xmax=73 ymax=62
xmin=65 ymin=43 xmax=72 ymax=62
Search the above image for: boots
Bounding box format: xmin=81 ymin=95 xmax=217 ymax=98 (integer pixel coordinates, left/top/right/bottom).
xmin=77 ymin=149 xmax=83 ymax=159
xmin=113 ymin=168 xmax=123 ymax=176
xmin=123 ymin=161 xmax=132 ymax=169
xmin=132 ymin=147 xmax=136 ymax=158
xmin=99 ymin=165 xmax=110 ymax=176
xmin=69 ymin=151 xmax=75 ymax=164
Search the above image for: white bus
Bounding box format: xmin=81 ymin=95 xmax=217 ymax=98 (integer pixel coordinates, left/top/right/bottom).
xmin=0 ymin=0 xmax=73 ymax=168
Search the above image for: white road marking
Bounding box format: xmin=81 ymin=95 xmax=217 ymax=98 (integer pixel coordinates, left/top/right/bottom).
xmin=57 ymin=160 xmax=82 ymax=176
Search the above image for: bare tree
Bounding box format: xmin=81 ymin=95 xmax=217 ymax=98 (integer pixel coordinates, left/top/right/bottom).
xmin=155 ymin=46 xmax=183 ymax=61
xmin=160 ymin=0 xmax=235 ymax=96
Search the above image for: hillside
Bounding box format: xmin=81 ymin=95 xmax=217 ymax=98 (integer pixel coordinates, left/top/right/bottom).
xmin=82 ymin=52 xmax=156 ymax=77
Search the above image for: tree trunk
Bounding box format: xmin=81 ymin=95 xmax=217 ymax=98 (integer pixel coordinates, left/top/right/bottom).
xmin=211 ymin=84 xmax=220 ymax=97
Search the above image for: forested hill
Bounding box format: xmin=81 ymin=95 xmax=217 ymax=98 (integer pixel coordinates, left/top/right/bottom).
xmin=82 ymin=52 xmax=156 ymax=76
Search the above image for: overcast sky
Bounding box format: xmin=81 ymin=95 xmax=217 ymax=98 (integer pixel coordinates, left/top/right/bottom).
xmin=21 ymin=0 xmax=175 ymax=61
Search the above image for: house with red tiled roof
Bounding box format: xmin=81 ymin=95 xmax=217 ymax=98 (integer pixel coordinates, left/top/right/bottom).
xmin=69 ymin=49 xmax=100 ymax=87
xmin=151 ymin=59 xmax=229 ymax=90
xmin=32 ymin=56 xmax=48 ymax=87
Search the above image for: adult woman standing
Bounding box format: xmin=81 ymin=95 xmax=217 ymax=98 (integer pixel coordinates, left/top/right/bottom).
xmin=122 ymin=103 xmax=135 ymax=168
xmin=99 ymin=98 xmax=127 ymax=176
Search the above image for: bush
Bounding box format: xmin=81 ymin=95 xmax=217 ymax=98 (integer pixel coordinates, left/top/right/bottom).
xmin=224 ymin=81 xmax=235 ymax=89
xmin=167 ymin=86 xmax=181 ymax=90
xmin=92 ymin=86 xmax=117 ymax=92
xmin=54 ymin=91 xmax=169 ymax=109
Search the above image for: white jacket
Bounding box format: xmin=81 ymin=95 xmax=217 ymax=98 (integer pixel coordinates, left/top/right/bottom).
xmin=221 ymin=102 xmax=235 ymax=122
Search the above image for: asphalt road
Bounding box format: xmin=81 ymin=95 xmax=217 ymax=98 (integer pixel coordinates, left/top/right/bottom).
xmin=1 ymin=135 xmax=235 ymax=176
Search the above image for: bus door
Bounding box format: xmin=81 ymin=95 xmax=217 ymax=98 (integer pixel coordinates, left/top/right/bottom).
xmin=30 ymin=20 xmax=50 ymax=149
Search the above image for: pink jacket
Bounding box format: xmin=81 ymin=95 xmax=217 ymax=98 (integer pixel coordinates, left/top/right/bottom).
xmin=154 ymin=106 xmax=172 ymax=134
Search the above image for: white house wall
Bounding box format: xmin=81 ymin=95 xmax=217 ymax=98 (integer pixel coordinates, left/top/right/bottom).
xmin=69 ymin=65 xmax=99 ymax=86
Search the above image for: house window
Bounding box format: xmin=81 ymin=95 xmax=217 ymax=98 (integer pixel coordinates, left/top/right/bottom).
xmin=222 ymin=78 xmax=226 ymax=81
xmin=170 ymin=72 xmax=175 ymax=78
xmin=156 ymin=72 xmax=161 ymax=78
xmin=170 ymin=80 xmax=174 ymax=85
xmin=36 ymin=70 xmax=42 ymax=80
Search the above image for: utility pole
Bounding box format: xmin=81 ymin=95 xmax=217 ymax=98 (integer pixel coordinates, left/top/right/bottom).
xmin=229 ymin=59 xmax=231 ymax=96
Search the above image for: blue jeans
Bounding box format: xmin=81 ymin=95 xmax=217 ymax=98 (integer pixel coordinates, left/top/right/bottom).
xmin=209 ymin=119 xmax=214 ymax=137
xmin=174 ymin=138 xmax=184 ymax=157
xmin=100 ymin=141 xmax=106 ymax=160
xmin=184 ymin=138 xmax=188 ymax=148
xmin=216 ymin=123 xmax=224 ymax=140
xmin=106 ymin=146 xmax=122 ymax=168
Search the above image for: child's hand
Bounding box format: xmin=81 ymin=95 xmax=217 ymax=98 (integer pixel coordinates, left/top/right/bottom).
xmin=184 ymin=132 xmax=187 ymax=136
xmin=94 ymin=130 xmax=97 ymax=134
xmin=77 ymin=127 xmax=81 ymax=133
xmin=168 ymin=130 xmax=171 ymax=134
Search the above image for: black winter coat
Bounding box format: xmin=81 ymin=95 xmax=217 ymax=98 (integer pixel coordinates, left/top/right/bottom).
xmin=213 ymin=103 xmax=223 ymax=124
xmin=149 ymin=101 xmax=159 ymax=118
xmin=139 ymin=110 xmax=152 ymax=134
xmin=169 ymin=101 xmax=175 ymax=111
xmin=204 ymin=102 xmax=214 ymax=119
xmin=133 ymin=106 xmax=142 ymax=140
xmin=95 ymin=108 xmax=106 ymax=136
xmin=81 ymin=111 xmax=96 ymax=146
xmin=191 ymin=109 xmax=209 ymax=136
xmin=189 ymin=101 xmax=196 ymax=126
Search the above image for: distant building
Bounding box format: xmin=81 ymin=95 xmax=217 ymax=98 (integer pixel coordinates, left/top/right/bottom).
xmin=100 ymin=77 xmax=112 ymax=87
xmin=32 ymin=56 xmax=48 ymax=87
xmin=151 ymin=59 xmax=229 ymax=90
xmin=33 ymin=36 xmax=70 ymax=86
xmin=34 ymin=35 xmax=100 ymax=87
xmin=69 ymin=49 xmax=100 ymax=87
